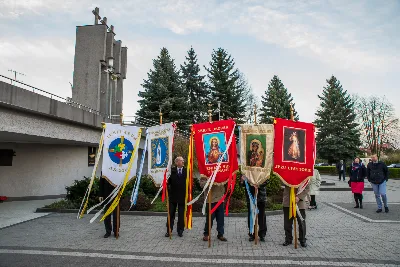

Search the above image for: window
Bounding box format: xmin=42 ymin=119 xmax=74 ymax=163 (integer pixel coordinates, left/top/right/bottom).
xmin=0 ymin=149 xmax=15 ymax=166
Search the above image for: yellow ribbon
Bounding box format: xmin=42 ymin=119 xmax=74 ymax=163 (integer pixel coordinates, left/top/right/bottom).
xmin=184 ymin=130 xmax=194 ymax=229
xmin=100 ymin=128 xmax=142 ymax=221
xmin=289 ymin=187 xmax=296 ymax=219
xmin=79 ymin=124 xmax=106 ymax=219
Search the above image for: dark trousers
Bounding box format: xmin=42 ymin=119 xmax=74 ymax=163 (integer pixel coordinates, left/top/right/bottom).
xmin=167 ymin=202 xmax=185 ymax=234
xmin=354 ymin=193 xmax=363 ymax=205
xmin=104 ymin=204 xmax=119 ymax=234
xmin=246 ymin=200 xmax=267 ymax=238
xmin=203 ymin=202 xmax=224 ymax=237
xmin=310 ymin=195 xmax=316 ymax=206
xmin=339 ymin=171 xmax=346 ymax=181
xmin=283 ymin=207 xmax=306 ymax=243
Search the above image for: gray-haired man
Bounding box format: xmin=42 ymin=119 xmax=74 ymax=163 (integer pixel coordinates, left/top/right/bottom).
xmin=165 ymin=156 xmax=187 ymax=237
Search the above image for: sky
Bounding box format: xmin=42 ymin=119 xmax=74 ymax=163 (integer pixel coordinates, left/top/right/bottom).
xmin=1 ymin=0 xmax=399 ymax=123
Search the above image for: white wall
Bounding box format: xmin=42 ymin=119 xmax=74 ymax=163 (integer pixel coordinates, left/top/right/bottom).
xmin=0 ymin=143 xmax=102 ymax=198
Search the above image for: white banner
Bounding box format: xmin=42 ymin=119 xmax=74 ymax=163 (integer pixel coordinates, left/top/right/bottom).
xmin=101 ymin=123 xmax=141 ymax=185
xmin=147 ymin=123 xmax=175 ymax=187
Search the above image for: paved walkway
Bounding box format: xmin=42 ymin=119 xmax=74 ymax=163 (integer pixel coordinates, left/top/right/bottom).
xmin=1 ymin=177 xmax=400 ymax=266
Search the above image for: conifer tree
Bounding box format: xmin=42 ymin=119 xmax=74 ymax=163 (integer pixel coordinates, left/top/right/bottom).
xmin=136 ymin=48 xmax=189 ymax=126
xmin=180 ymin=46 xmax=208 ymax=124
xmin=259 ymin=75 xmax=299 ymax=123
xmin=314 ymin=76 xmax=361 ymax=163
xmin=205 ymin=48 xmax=246 ymax=122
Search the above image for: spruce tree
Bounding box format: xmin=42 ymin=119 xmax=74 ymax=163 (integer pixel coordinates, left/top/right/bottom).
xmin=180 ymin=46 xmax=208 ymax=124
xmin=205 ymin=48 xmax=246 ymax=122
xmin=314 ymin=76 xmax=361 ymax=163
xmin=136 ymin=48 xmax=189 ymax=126
xmin=259 ymin=75 xmax=299 ymax=123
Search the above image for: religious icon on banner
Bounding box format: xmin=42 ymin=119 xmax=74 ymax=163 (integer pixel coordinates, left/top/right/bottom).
xmin=203 ymin=133 xmax=228 ymax=164
xmin=151 ymin=137 xmax=169 ymax=169
xmin=283 ymin=127 xmax=306 ymax=163
xmin=246 ymin=136 xmax=266 ymax=167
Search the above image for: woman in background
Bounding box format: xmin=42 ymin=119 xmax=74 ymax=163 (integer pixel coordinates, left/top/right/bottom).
xmin=350 ymin=157 xmax=367 ymax=209
xmin=309 ymin=169 xmax=321 ymax=210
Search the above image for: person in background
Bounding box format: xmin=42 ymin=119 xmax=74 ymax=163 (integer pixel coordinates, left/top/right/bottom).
xmin=240 ymin=175 xmax=268 ymax=242
xmin=336 ymin=160 xmax=346 ymax=181
xmin=282 ymin=184 xmax=310 ymax=247
xmin=367 ymin=154 xmax=389 ymax=213
xmin=165 ymin=156 xmax=187 ymax=237
xmin=349 ymin=157 xmax=366 ymax=209
xmin=308 ymin=169 xmax=321 ymax=210
xmin=200 ymin=178 xmax=227 ymax=242
xmin=99 ymin=174 xmax=119 ymax=238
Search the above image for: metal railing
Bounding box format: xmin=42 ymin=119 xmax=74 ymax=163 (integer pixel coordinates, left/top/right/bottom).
xmin=0 ymin=74 xmax=103 ymax=116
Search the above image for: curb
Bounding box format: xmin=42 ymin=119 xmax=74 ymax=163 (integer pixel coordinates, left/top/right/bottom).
xmin=35 ymin=208 xmax=283 ymax=217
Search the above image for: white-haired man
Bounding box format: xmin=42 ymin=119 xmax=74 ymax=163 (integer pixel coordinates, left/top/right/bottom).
xmin=165 ymin=156 xmax=187 ymax=237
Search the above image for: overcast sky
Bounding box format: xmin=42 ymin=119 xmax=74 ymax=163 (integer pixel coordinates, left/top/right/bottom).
xmin=1 ymin=0 xmax=399 ymax=123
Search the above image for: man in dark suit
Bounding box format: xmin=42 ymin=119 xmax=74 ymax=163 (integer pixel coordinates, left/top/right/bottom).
xmin=165 ymin=156 xmax=187 ymax=237
xmin=99 ymin=174 xmax=120 ymax=238
xmin=336 ymin=160 xmax=346 ymax=181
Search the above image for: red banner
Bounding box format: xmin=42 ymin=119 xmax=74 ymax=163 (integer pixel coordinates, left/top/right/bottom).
xmin=193 ymin=119 xmax=238 ymax=184
xmin=273 ymin=118 xmax=316 ymax=187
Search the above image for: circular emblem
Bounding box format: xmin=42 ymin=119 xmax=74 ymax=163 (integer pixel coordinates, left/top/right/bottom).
xmin=108 ymin=137 xmax=134 ymax=165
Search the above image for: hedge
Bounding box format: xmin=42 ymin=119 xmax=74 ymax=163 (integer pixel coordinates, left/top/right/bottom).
xmin=314 ymin=166 xmax=400 ymax=178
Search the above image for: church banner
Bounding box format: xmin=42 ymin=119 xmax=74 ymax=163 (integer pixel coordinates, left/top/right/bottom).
xmin=273 ymin=118 xmax=316 ymax=187
xmin=147 ymin=123 xmax=175 ymax=187
xmin=193 ymin=119 xmax=238 ymax=184
xmin=239 ymin=124 xmax=274 ymax=186
xmin=102 ymin=123 xmax=141 ymax=186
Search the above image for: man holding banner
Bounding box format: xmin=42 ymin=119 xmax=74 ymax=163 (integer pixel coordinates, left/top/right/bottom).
xmin=282 ymin=185 xmax=310 ymax=247
xmin=165 ymin=157 xmax=187 ymax=237
xmin=99 ymin=176 xmax=119 ymax=238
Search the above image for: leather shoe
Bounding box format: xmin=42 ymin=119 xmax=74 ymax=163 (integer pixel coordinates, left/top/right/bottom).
xmin=282 ymin=241 xmax=292 ymax=246
xmin=104 ymin=233 xmax=111 ymax=238
xmin=249 ymin=236 xmax=255 ymax=242
xmin=217 ymin=236 xmax=227 ymax=242
xmin=178 ymin=232 xmax=183 ymax=237
xmin=165 ymin=233 xmax=170 ymax=237
xmin=260 ymin=237 xmax=266 ymax=242
xmin=300 ymin=241 xmax=307 ymax=247
xmin=385 ymin=207 xmax=389 ymax=213
xmin=376 ymin=209 xmax=382 ymax=213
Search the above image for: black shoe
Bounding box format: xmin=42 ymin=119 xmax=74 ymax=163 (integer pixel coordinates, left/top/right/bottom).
xmin=300 ymin=241 xmax=307 ymax=247
xmin=354 ymin=205 xmax=359 ymax=208
xmin=217 ymin=235 xmax=227 ymax=242
xmin=104 ymin=233 xmax=111 ymax=238
xmin=249 ymin=236 xmax=255 ymax=242
xmin=283 ymin=241 xmax=292 ymax=246
xmin=360 ymin=204 xmax=363 ymax=209
xmin=260 ymin=237 xmax=266 ymax=242
xmin=376 ymin=209 xmax=382 ymax=213
xmin=385 ymin=207 xmax=389 ymax=213
xmin=178 ymin=232 xmax=183 ymax=237
xmin=165 ymin=232 xmax=170 ymax=237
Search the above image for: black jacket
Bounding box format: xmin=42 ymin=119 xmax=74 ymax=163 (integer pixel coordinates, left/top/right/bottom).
xmin=99 ymin=176 xmax=116 ymax=198
xmin=240 ymin=179 xmax=267 ymax=202
xmin=336 ymin=162 xmax=346 ymax=172
xmin=168 ymin=167 xmax=187 ymax=204
xmin=367 ymin=161 xmax=389 ymax=184
xmin=350 ymin=164 xmax=366 ymax=182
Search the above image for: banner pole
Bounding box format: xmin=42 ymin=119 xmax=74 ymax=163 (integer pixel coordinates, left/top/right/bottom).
xmin=115 ymin=113 xmax=123 ymax=240
xmin=208 ymin=103 xmax=213 ymax=248
xmin=289 ymin=104 xmax=298 ymax=249
xmin=160 ymin=109 xmax=172 ymax=240
xmin=254 ymin=187 xmax=258 ymax=245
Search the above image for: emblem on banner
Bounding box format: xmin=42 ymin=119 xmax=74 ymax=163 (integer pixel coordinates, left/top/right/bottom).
xmin=151 ymin=137 xmax=169 ymax=169
xmin=108 ymin=137 xmax=134 ymax=166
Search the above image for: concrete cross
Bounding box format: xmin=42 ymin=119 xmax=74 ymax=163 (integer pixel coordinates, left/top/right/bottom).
xmin=92 ymin=7 xmax=101 ymax=25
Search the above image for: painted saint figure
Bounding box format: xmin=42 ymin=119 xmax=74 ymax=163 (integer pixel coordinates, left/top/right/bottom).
xmin=207 ymin=137 xmax=223 ymax=164
xmin=247 ymin=140 xmax=264 ymax=167
xmin=156 ymin=142 xmax=162 ymax=165
xmin=288 ymin=132 xmax=301 ymax=160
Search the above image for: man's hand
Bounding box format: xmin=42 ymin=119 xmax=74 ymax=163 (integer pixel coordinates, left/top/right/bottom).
xmin=99 ymin=197 xmax=104 ymax=202
xmin=241 ymin=175 xmax=247 ymax=182
xmin=295 ymin=196 xmax=300 ymax=203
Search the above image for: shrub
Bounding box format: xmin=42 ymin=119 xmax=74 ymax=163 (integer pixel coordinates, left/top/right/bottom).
xmin=65 ymin=177 xmax=99 ymax=208
xmin=139 ymin=175 xmax=159 ymax=197
xmin=125 ymin=192 xmax=152 ymax=211
xmin=266 ymin=173 xmax=282 ymax=197
xmin=389 ymin=168 xmax=400 ymax=178
xmin=315 ymin=166 xmax=400 ymax=178
xmin=228 ymin=198 xmax=246 ymax=212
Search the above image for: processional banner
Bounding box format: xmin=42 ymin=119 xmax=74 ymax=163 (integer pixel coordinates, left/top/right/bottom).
xmin=239 ymin=124 xmax=274 ymax=186
xmin=273 ymin=118 xmax=315 ymax=187
xmin=189 ymin=119 xmax=238 ymax=215
xmin=147 ymin=123 xmax=175 ymax=187
xmin=102 ymin=123 xmax=141 ymax=185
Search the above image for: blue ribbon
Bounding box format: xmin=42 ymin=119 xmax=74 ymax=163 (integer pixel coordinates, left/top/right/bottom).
xmin=244 ymin=179 xmax=259 ymax=234
xmin=130 ymin=130 xmax=148 ymax=207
